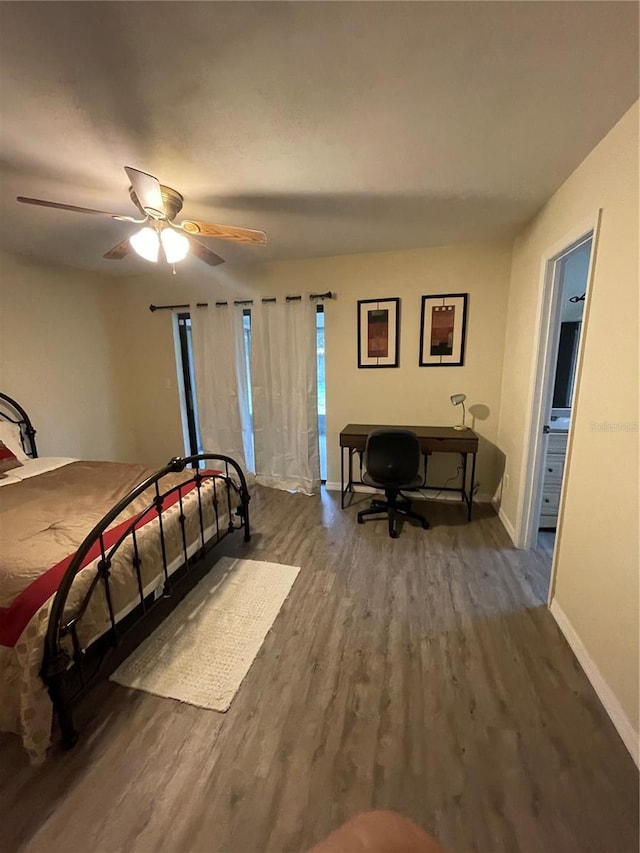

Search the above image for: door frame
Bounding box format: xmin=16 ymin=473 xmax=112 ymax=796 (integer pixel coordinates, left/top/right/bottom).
xmin=517 ymin=212 xmax=601 ymax=587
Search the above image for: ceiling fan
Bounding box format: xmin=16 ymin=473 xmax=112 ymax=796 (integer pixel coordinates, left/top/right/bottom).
xmin=16 ymin=166 xmax=267 ymax=268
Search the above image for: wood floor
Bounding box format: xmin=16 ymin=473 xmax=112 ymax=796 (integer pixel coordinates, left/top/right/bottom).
xmin=1 ymin=488 xmax=637 ymax=853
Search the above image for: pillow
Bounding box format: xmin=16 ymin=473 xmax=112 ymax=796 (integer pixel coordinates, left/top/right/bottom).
xmin=0 ymin=440 xmax=23 ymax=474
xmin=0 ymin=422 xmax=29 ymax=463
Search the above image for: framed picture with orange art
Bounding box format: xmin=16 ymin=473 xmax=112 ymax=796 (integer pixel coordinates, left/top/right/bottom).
xmin=357 ymin=297 xmax=400 ymax=368
xmin=419 ymin=293 xmax=468 ymax=367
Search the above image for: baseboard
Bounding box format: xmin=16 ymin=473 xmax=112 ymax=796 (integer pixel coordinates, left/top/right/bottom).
xmin=549 ymin=599 xmax=639 ymax=767
xmin=324 ymin=483 xmax=492 ymax=503
xmin=492 ymin=500 xmax=517 ymax=546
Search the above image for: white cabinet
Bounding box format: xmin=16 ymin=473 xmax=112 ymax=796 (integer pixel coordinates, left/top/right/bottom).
xmin=539 ymin=432 xmax=568 ymax=529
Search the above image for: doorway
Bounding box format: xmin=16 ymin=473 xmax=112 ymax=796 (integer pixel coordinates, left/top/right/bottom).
xmin=537 ymin=238 xmax=591 ymax=547
xmin=518 ymin=214 xmax=600 ymax=596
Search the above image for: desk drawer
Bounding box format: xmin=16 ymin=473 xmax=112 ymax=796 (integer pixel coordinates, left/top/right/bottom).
xmin=340 ymin=437 xmax=366 ymax=451
xmin=423 ymin=437 xmax=478 ymax=454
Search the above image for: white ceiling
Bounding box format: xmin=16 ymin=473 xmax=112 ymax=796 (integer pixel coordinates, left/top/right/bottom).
xmin=0 ymin=1 xmax=638 ymax=275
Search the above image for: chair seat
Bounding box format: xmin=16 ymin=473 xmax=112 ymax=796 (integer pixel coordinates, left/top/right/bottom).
xmin=358 ymin=429 xmax=429 ymax=537
xmin=362 ymin=471 xmax=423 ymax=490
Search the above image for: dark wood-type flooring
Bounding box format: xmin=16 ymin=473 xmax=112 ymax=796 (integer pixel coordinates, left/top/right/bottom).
xmin=0 ymin=487 xmax=637 ymax=852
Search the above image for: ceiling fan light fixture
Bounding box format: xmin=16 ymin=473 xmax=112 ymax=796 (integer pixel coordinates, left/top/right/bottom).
xmin=161 ymin=228 xmax=189 ymax=263
xmin=130 ymin=226 xmax=159 ymax=262
xmin=17 ymin=166 xmax=268 ymax=269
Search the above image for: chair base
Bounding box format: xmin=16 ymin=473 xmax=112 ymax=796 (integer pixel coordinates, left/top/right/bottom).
xmin=357 ymin=492 xmax=429 ymax=539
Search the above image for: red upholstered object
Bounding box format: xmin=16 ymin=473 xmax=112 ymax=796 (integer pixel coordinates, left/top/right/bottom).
xmin=0 ymin=440 xmax=23 ymax=473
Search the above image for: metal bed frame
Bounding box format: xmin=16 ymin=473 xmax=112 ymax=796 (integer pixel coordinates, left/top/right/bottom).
xmin=0 ymin=392 xmax=251 ymax=750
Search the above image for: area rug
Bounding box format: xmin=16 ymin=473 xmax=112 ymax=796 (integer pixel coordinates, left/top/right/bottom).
xmin=110 ymin=557 xmax=300 ymax=711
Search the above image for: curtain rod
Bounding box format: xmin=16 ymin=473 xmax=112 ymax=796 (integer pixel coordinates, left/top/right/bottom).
xmin=149 ymin=303 xmax=206 ymax=312
xmin=149 ymin=291 xmax=334 ymax=312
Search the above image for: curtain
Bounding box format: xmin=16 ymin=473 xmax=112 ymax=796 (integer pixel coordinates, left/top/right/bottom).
xmin=250 ymin=298 xmax=321 ymax=495
xmin=191 ymin=304 xmax=253 ymax=473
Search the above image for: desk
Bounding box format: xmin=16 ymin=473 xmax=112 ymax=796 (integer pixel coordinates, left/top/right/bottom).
xmin=340 ymin=424 xmax=479 ymax=521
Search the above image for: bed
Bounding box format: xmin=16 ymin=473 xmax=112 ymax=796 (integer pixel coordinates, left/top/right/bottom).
xmin=0 ymin=393 xmax=251 ymax=761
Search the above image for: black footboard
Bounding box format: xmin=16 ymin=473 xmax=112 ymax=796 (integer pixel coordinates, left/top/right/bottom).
xmin=41 ymin=453 xmax=251 ymax=749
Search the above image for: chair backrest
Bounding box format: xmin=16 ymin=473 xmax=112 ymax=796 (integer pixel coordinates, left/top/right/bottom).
xmin=364 ymin=429 xmax=421 ymax=486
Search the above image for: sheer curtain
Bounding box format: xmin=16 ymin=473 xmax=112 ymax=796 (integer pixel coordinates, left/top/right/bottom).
xmin=250 ymin=297 xmax=320 ymax=495
xmin=191 ymin=304 xmax=254 ymax=472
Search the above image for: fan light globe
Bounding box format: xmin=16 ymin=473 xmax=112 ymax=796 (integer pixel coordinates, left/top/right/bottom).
xmin=161 ymin=228 xmax=189 ymax=263
xmin=130 ymin=227 xmax=159 ymax=263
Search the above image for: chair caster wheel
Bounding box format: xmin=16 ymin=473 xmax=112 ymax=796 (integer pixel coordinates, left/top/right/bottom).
xmin=357 ymin=517 xmax=364 ymax=525
xmin=422 ymin=520 xmax=430 ymax=530
xmin=390 ymin=530 xmax=399 ymax=539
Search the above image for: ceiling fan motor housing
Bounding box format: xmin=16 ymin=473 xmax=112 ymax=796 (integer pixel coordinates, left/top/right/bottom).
xmin=128 ymin=184 xmax=184 ymax=221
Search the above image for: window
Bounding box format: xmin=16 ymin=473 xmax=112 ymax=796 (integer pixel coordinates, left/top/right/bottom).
xmin=173 ymin=313 xmax=201 ymax=458
xmin=317 ymin=306 xmax=327 ymax=481
xmin=243 ymin=309 xmax=253 ymax=419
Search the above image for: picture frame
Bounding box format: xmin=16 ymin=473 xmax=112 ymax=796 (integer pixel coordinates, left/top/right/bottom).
xmin=419 ymin=293 xmax=468 ymax=367
xmin=357 ymin=297 xmax=400 ymax=368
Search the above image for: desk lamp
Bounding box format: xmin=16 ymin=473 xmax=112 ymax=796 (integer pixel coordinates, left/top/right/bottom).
xmin=450 ymin=394 xmax=467 ymax=430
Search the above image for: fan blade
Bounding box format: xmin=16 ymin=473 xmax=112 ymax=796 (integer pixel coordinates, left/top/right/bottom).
xmin=188 ymin=236 xmax=225 ymax=267
xmin=124 ymin=167 xmax=165 ymax=218
xmin=180 ymin=220 xmax=267 ymax=245
xmin=103 ymin=237 xmax=132 ymax=260
xmin=17 ymin=196 xmax=137 ymax=221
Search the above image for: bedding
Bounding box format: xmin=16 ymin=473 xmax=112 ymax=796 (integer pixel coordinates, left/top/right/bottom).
xmin=0 ymin=471 xmax=22 ymax=487
xmin=0 ymin=459 xmax=239 ymax=761
xmin=0 ymin=440 xmax=23 ymax=474
xmin=8 ymin=456 xmax=77 ymax=481
xmin=0 ymin=421 xmax=30 ymax=462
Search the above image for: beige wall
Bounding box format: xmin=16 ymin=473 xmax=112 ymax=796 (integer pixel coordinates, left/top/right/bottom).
xmin=110 ymin=241 xmax=513 ymax=496
xmin=0 ymin=251 xmax=127 ymax=460
xmin=107 ymin=277 xmax=187 ymax=465
xmin=497 ymin=102 xmax=639 ymax=739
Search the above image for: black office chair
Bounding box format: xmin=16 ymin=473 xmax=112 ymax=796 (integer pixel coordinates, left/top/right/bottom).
xmin=357 ymin=429 xmax=430 ymax=539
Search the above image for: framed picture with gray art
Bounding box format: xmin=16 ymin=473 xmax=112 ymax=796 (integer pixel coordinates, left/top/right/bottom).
xmin=357 ymin=297 xmax=400 ymax=368
xmin=419 ymin=293 xmax=468 ymax=367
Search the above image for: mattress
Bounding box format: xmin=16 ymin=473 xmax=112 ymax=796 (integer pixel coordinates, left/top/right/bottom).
xmin=0 ymin=458 xmax=240 ymax=761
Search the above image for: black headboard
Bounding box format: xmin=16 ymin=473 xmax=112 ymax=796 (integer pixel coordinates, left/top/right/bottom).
xmin=0 ymin=393 xmax=38 ymax=458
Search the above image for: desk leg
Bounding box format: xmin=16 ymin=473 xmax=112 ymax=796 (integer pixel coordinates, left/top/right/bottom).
xmin=349 ymin=449 xmax=354 ymax=500
xmin=468 ymin=451 xmax=477 ymax=521
xmin=341 ymin=446 xmax=355 ymax=509
xmin=461 ymin=452 xmax=468 ymax=503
